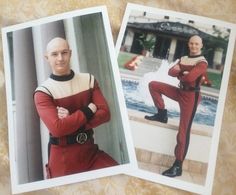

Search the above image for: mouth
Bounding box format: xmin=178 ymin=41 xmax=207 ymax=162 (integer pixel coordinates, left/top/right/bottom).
xmin=56 ymin=63 xmax=65 ymax=66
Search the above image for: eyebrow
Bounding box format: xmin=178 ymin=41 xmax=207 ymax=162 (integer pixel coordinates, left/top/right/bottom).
xmin=50 ymin=49 xmax=70 ymax=54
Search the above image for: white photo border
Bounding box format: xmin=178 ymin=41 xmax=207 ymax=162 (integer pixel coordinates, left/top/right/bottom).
xmin=115 ymin=3 xmax=236 ymax=195
xmin=2 ymin=6 xmax=138 ymax=194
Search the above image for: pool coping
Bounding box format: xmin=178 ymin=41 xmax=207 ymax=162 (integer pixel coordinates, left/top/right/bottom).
xmin=128 ymin=109 xmax=213 ymax=137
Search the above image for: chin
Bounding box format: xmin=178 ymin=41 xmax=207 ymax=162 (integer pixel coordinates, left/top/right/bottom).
xmin=190 ymin=52 xmax=200 ymax=56
xmin=53 ymin=70 xmax=69 ymax=75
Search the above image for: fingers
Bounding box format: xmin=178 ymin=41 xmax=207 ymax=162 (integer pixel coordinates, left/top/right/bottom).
xmin=183 ymin=71 xmax=189 ymax=75
xmin=173 ymin=64 xmax=181 ymax=71
xmin=88 ymin=103 xmax=97 ymax=113
xmin=56 ymin=103 xmax=97 ymax=120
xmin=57 ymin=106 xmax=69 ymax=119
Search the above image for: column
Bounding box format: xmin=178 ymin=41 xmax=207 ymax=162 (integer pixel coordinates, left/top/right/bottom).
xmin=168 ymin=38 xmax=177 ymax=62
xmin=32 ymin=20 xmax=65 ymax=179
xmin=124 ymin=29 xmax=135 ymax=52
xmin=213 ymin=47 xmax=224 ymax=69
xmin=13 ymin=28 xmax=43 ymax=184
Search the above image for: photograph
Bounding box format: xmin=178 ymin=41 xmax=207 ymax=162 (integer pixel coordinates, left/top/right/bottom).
xmin=1 ymin=6 xmax=137 ymax=194
xmin=115 ymin=3 xmax=236 ymax=195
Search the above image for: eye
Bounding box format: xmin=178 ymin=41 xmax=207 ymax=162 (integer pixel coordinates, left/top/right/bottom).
xmin=51 ymin=53 xmax=58 ymax=57
xmin=62 ymin=50 xmax=69 ymax=55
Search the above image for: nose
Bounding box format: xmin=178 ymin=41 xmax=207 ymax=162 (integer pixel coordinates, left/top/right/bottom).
xmin=57 ymin=53 xmax=63 ymax=60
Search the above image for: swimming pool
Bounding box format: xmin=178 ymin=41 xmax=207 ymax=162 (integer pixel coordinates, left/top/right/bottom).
xmin=121 ymin=79 xmax=217 ymax=127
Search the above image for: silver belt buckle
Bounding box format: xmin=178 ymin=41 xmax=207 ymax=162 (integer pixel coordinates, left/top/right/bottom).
xmin=76 ymin=133 xmax=88 ymax=144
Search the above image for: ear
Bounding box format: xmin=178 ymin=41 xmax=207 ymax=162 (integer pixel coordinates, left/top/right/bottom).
xmin=44 ymin=53 xmax=49 ymax=61
xmin=200 ymin=43 xmax=203 ymax=49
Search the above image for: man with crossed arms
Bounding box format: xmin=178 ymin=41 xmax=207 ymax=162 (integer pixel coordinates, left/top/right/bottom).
xmin=34 ymin=37 xmax=118 ymax=178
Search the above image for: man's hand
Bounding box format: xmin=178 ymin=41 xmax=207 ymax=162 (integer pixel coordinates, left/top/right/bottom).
xmin=182 ymin=71 xmax=189 ymax=75
xmin=88 ymin=103 xmax=97 ymax=113
xmin=172 ymin=64 xmax=181 ymax=71
xmin=57 ymin=106 xmax=69 ymax=119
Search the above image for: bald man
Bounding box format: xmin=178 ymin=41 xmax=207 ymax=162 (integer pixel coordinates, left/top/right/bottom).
xmin=34 ymin=37 xmax=118 ymax=178
xmin=144 ymin=35 xmax=208 ymax=177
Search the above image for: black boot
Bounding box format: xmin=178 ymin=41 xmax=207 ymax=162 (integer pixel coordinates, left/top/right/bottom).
xmin=144 ymin=109 xmax=168 ymax=123
xmin=162 ymin=160 xmax=182 ymax=177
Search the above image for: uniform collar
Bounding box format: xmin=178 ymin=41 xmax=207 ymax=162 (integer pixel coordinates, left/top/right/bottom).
xmin=188 ymin=54 xmax=202 ymax=58
xmin=50 ymin=70 xmax=74 ymax=81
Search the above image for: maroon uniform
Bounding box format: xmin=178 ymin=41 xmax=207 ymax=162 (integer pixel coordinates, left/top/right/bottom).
xmin=34 ymin=70 xmax=117 ymax=178
xmin=149 ymin=55 xmax=207 ymax=161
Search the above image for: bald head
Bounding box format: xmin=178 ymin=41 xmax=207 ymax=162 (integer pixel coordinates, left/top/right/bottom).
xmin=46 ymin=37 xmax=70 ymax=53
xmin=189 ymin=35 xmax=203 ymax=44
xmin=45 ymin=37 xmax=72 ymax=76
xmin=188 ymin=35 xmax=203 ymax=56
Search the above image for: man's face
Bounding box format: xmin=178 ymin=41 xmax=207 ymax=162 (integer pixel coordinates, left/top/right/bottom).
xmin=188 ymin=35 xmax=203 ymax=56
xmin=45 ymin=38 xmax=71 ymax=76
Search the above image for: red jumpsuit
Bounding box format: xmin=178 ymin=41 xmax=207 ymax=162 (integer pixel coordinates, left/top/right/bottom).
xmin=34 ymin=70 xmax=118 ymax=178
xmin=149 ymin=55 xmax=208 ymax=162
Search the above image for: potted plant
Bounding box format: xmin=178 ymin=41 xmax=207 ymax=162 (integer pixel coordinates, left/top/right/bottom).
xmin=138 ymin=34 xmax=156 ymax=56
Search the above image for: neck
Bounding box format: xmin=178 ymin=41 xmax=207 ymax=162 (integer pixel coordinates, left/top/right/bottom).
xmin=50 ymin=70 xmax=74 ymax=81
xmin=53 ymin=69 xmax=71 ymax=76
xmin=189 ymin=53 xmax=202 ymax=58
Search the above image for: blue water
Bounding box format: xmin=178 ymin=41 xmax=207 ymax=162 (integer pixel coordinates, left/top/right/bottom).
xmin=122 ymin=79 xmax=217 ymax=126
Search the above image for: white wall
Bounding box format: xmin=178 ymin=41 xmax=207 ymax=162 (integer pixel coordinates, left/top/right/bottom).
xmin=130 ymin=120 xmax=211 ymax=163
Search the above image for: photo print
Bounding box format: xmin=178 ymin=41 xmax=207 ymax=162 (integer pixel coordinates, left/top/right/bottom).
xmin=2 ymin=6 xmax=137 ymax=194
xmin=115 ymin=3 xmax=236 ymax=195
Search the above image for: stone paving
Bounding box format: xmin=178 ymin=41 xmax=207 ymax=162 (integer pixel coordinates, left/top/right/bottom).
xmin=136 ymin=148 xmax=207 ymax=186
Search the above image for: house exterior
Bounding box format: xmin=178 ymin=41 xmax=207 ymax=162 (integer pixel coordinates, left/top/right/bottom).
xmin=121 ymin=12 xmax=229 ymax=70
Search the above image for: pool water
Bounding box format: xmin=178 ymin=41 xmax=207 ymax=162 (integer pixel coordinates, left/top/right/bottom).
xmin=122 ymin=79 xmax=217 ymax=127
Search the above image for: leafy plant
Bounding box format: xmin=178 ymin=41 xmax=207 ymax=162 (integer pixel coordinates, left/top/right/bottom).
xmin=138 ymin=34 xmax=156 ymax=51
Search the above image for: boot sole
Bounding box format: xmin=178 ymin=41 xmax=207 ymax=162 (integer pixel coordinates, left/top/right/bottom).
xmin=144 ymin=116 xmax=168 ymax=124
xmin=162 ymin=172 xmax=182 ymax=177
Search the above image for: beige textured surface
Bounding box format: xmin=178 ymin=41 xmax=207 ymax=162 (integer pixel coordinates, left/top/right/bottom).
xmin=0 ymin=0 xmax=236 ymax=194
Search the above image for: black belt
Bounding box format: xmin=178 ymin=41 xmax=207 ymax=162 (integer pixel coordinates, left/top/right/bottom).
xmin=179 ymin=83 xmax=200 ymax=92
xmin=49 ymin=129 xmax=93 ymax=146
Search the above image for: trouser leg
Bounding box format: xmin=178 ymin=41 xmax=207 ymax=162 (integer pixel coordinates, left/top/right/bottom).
xmin=145 ymin=81 xmax=179 ymax=123
xmin=90 ymin=150 xmax=118 ymax=170
xmin=148 ymin=81 xmax=179 ymax=109
xmin=162 ymin=91 xmax=201 ymax=177
xmin=174 ymin=92 xmax=200 ymax=161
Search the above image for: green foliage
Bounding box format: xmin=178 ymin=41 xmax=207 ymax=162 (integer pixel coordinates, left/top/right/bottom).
xmin=117 ymin=52 xmax=137 ymax=68
xmin=207 ymin=71 xmax=222 ymax=90
xmin=138 ymin=34 xmax=156 ymax=51
xmin=202 ymin=27 xmax=229 ymax=57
